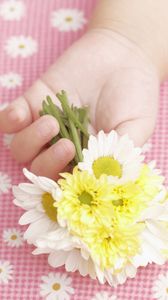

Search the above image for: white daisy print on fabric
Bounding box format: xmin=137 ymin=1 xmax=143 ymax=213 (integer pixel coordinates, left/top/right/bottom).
xmin=51 ymin=9 xmax=87 ymax=32
xmin=0 ymin=0 xmax=25 ymax=21
xmin=40 ymin=272 xmax=74 ymax=300
xmin=78 ymin=130 xmax=144 ymax=184
xmin=0 ymin=172 xmax=12 ymax=194
xmin=0 ymin=72 xmax=22 ymax=89
xmin=152 ymin=272 xmax=168 ymax=300
xmin=3 ymin=134 xmax=14 ymax=148
xmin=5 ymin=36 xmax=38 ymax=58
xmin=0 ymin=261 xmax=13 ymax=284
xmin=13 ymin=168 xmax=61 ymax=244
xmin=92 ymin=291 xmax=117 ymax=300
xmin=0 ymin=102 xmax=9 ymax=110
xmin=3 ymin=228 xmax=24 ymax=247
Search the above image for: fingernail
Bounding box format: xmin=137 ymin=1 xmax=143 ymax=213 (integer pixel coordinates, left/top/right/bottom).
xmin=8 ymin=107 xmax=26 ymax=122
xmin=37 ymin=117 xmax=59 ymax=138
xmin=52 ymin=138 xmax=75 ymax=159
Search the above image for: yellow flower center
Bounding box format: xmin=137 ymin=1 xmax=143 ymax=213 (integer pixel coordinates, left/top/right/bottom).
xmin=19 ymin=44 xmax=25 ymax=49
xmin=52 ymin=283 xmax=61 ymax=291
xmin=78 ymin=191 xmax=93 ymax=205
xmin=166 ymin=288 xmax=168 ymax=294
xmin=11 ymin=234 xmax=17 ymax=240
xmin=42 ymin=193 xmax=57 ymax=222
xmin=10 ymin=7 xmax=15 ymax=11
xmin=92 ymin=156 xmax=122 ymax=179
xmin=113 ymin=199 xmax=124 ymax=207
xmin=65 ymin=16 xmax=73 ymax=22
xmin=0 ymin=268 xmax=2 ymax=273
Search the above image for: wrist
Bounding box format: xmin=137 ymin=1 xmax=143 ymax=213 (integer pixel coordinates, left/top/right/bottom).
xmin=89 ymin=0 xmax=168 ymax=81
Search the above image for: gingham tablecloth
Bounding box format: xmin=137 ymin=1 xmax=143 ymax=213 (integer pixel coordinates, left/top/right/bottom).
xmin=0 ymin=1 xmax=168 ymax=299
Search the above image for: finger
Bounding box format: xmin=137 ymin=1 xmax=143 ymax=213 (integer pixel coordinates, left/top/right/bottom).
xmin=0 ymin=77 xmax=58 ymax=133
xmin=96 ymin=68 xmax=159 ymax=146
xmin=0 ymin=97 xmax=32 ymax=133
xmin=115 ymin=118 xmax=155 ymax=146
xmin=10 ymin=115 xmax=59 ymax=163
xmin=24 ymin=74 xmax=80 ymax=120
xmin=24 ymin=78 xmax=58 ymax=120
xmin=30 ymin=138 xmax=75 ymax=180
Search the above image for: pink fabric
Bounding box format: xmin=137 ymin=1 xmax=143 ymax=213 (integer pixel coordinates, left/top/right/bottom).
xmin=0 ymin=0 xmax=168 ymax=299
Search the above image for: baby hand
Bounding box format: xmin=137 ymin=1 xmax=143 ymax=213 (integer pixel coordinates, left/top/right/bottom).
xmin=0 ymin=29 xmax=159 ymax=179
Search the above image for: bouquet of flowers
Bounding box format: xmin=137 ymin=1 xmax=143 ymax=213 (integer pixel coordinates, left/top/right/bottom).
xmin=13 ymin=91 xmax=168 ymax=287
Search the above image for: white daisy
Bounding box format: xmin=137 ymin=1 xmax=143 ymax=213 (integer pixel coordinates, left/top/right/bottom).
xmin=3 ymin=228 xmax=24 ymax=247
xmin=0 ymin=0 xmax=25 ymax=21
xmin=3 ymin=133 xmax=14 ymax=148
xmin=51 ymin=9 xmax=87 ymax=32
xmin=152 ymin=272 xmax=168 ymax=300
xmin=131 ymin=222 xmax=168 ymax=269
xmin=33 ymin=228 xmax=96 ymax=280
xmin=13 ymin=168 xmax=62 ymax=244
xmin=92 ymin=291 xmax=117 ymax=300
xmin=0 ymin=72 xmax=22 ymax=88
xmin=33 ymin=229 xmax=138 ymax=287
xmin=0 ymin=172 xmax=11 ymax=194
xmin=131 ymin=189 xmax=168 ymax=269
xmin=40 ymin=272 xmax=74 ymax=300
xmin=0 ymin=261 xmax=13 ymax=284
xmin=47 ymin=248 xmax=96 ymax=279
xmin=78 ymin=130 xmax=144 ymax=184
xmin=93 ymin=261 xmax=137 ymax=287
xmin=0 ymin=102 xmax=9 ymax=110
xmin=5 ymin=35 xmax=38 ymax=58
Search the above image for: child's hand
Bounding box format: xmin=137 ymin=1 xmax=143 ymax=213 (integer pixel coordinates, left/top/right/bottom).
xmin=1 ymin=0 xmax=166 ymax=180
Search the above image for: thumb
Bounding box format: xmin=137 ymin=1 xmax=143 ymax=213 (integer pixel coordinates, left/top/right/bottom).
xmin=95 ymin=67 xmax=159 ymax=146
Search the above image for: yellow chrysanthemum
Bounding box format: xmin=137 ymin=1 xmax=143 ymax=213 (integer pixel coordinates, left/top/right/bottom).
xmin=84 ymin=223 xmax=144 ymax=269
xmin=110 ymin=182 xmax=145 ymax=224
xmin=109 ymin=164 xmax=164 ymax=225
xmin=56 ymin=168 xmax=114 ymax=235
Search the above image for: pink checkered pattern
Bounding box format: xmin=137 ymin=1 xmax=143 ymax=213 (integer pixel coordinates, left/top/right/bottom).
xmin=0 ymin=0 xmax=168 ymax=299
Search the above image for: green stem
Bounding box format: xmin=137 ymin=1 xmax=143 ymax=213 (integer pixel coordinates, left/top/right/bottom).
xmin=42 ymin=100 xmax=52 ymax=115
xmin=56 ymin=91 xmax=89 ymax=138
xmin=46 ymin=96 xmax=70 ymax=139
xmin=81 ymin=108 xmax=89 ymax=149
xmin=40 ymin=92 xmax=90 ymax=164
xmin=69 ymin=118 xmax=83 ymax=162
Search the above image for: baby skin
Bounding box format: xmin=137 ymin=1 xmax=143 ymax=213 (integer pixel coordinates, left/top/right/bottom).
xmin=0 ymin=0 xmax=168 ymax=179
